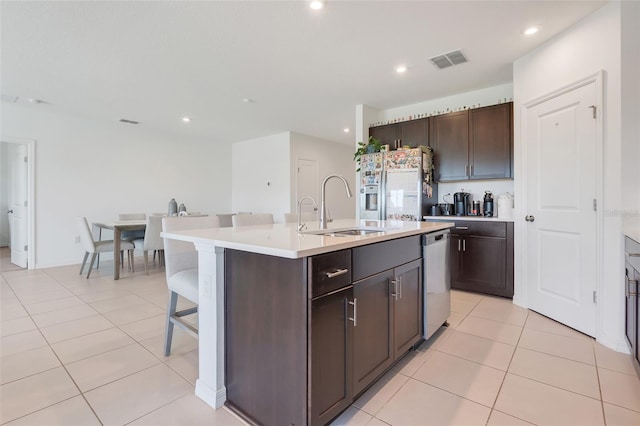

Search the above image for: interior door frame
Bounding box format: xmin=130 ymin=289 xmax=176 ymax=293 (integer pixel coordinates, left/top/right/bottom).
xmin=2 ymin=137 xmax=36 ymax=269
xmin=517 ymin=70 xmax=604 ymax=337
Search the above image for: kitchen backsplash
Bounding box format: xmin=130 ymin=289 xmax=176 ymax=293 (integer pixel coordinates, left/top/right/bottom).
xmin=438 ymin=180 xmax=515 ymax=207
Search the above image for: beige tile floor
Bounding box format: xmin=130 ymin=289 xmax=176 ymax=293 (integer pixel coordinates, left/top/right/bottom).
xmin=1 ymin=247 xmax=640 ymax=425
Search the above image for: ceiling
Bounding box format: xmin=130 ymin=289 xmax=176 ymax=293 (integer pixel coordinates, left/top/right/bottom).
xmin=1 ymin=0 xmax=606 ymax=146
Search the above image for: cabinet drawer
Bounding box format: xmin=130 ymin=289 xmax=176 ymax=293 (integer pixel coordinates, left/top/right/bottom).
xmin=352 ymin=236 xmax=421 ymax=282
xmin=450 ymin=221 xmax=506 ymax=238
xmin=309 ymin=249 xmax=352 ymax=298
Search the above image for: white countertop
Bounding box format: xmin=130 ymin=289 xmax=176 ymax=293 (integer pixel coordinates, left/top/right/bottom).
xmin=626 ymin=231 xmax=640 ymax=245
xmin=424 ymin=215 xmax=515 ymax=223
xmin=162 ymin=219 xmax=454 ymax=259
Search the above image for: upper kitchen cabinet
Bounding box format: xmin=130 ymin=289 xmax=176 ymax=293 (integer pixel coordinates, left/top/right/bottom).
xmin=431 ymin=102 xmax=513 ymax=182
xmin=369 ymin=123 xmax=398 ymax=147
xmin=398 ymin=118 xmax=429 ymax=148
xmin=430 ymin=110 xmax=469 ymax=181
xmin=369 ymin=118 xmax=429 ymax=148
xmin=469 ymin=103 xmax=513 ymax=180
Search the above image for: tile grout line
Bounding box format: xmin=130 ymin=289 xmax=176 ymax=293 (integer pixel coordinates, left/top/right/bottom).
xmin=484 ymin=308 xmax=529 ymax=426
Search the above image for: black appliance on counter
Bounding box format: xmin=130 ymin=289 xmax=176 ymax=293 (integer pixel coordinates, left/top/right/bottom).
xmin=454 ymin=192 xmax=471 ymax=216
xmin=483 ymin=191 xmax=494 ymax=217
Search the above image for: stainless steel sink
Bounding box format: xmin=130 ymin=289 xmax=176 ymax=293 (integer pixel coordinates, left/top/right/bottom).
xmin=302 ymin=227 xmax=388 ymax=237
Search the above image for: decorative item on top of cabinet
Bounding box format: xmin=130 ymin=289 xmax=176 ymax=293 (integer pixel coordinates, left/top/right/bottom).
xmin=431 ymin=102 xmax=513 ymax=182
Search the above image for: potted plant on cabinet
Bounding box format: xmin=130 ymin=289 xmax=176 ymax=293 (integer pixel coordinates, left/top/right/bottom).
xmin=354 ymin=136 xmax=382 ymax=172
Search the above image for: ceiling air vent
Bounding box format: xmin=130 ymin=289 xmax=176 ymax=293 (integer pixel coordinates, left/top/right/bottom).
xmin=429 ymin=50 xmax=468 ymax=69
xmin=119 ymin=119 xmax=139 ymax=125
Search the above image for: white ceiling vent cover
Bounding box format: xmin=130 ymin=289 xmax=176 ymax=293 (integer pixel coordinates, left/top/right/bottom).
xmin=429 ymin=50 xmax=468 ymax=69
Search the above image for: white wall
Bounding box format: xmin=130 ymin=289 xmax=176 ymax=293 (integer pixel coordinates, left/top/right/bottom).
xmin=231 ymin=133 xmax=291 ymax=222
xmin=0 ymin=143 xmax=9 ymax=246
xmin=1 ymin=102 xmax=230 ymax=268
xmin=621 ymin=0 xmax=640 ymax=233
xmin=375 ymin=83 xmax=513 ymax=126
xmin=290 ymin=132 xmax=355 ymax=221
xmin=513 ymin=1 xmax=625 ymax=350
xmin=230 ymin=131 xmax=355 ymax=224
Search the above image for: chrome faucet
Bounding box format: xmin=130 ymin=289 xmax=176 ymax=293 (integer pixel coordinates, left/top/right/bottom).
xmin=297 ymin=196 xmax=318 ymax=231
xmin=320 ymin=175 xmax=352 ymax=229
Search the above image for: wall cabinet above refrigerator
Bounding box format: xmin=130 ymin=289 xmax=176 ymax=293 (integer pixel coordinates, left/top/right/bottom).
xmin=369 ymin=117 xmax=429 ymax=149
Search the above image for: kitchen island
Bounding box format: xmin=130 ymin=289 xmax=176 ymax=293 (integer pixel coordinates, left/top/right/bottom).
xmin=162 ymin=219 xmax=453 ymax=425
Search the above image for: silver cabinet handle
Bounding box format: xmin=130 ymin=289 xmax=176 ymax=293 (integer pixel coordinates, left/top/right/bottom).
xmin=391 ymin=279 xmax=399 ymax=300
xmin=458 ymin=239 xmax=461 ymax=251
xmin=463 ymin=239 xmax=466 ymax=252
xmin=325 ymin=268 xmax=348 ymax=278
xmin=398 ymin=276 xmax=402 ymax=299
xmin=454 ymin=226 xmax=468 ymax=230
xmin=348 ymin=298 xmax=357 ymax=327
xmin=627 ymin=253 xmax=640 ymax=258
xmin=628 ymin=278 xmax=638 ymax=297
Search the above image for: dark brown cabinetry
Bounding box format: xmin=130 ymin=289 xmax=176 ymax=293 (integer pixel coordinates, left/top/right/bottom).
xmin=369 ymin=118 xmax=429 ymax=148
xmin=431 ymin=103 xmax=513 ymax=182
xmin=625 ymin=236 xmax=640 ymax=377
xmin=448 ymin=220 xmax=514 ymax=298
xmin=311 ymin=285 xmax=353 ymax=425
xmin=352 ymin=269 xmax=394 ymax=396
xmin=225 ymin=236 xmax=426 ymax=426
xmin=352 ymin=237 xmax=422 ymax=395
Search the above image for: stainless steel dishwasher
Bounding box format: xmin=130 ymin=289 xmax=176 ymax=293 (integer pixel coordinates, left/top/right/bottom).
xmin=422 ymin=229 xmax=451 ymax=340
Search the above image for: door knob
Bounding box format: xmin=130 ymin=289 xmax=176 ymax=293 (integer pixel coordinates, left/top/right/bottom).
xmin=7 ymin=209 xmax=13 ymax=214
xmin=525 ymin=215 xmax=535 ymax=222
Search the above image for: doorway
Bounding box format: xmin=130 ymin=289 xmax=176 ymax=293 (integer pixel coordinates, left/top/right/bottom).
xmin=296 ymin=158 xmax=318 ymax=221
xmin=521 ymin=73 xmax=603 ymax=337
xmin=1 ymin=139 xmax=35 ymax=269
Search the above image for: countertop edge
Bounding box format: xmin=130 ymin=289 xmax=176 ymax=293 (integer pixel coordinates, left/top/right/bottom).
xmin=162 ymin=221 xmax=454 ymax=259
xmin=424 ymin=215 xmax=515 ymax=223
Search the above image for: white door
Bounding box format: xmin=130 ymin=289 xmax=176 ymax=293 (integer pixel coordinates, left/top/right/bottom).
xmin=524 ymin=81 xmax=598 ymax=336
xmin=8 ymin=143 xmax=28 ymax=268
xmin=297 ymin=159 xmax=317 ymax=221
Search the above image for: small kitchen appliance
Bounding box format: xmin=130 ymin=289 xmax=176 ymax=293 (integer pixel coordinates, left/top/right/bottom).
xmin=454 ymin=191 xmax=471 ymax=216
xmin=483 ymin=191 xmax=494 ymax=217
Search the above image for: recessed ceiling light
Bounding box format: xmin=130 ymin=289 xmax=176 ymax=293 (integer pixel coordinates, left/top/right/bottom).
xmin=395 ymin=65 xmax=407 ymax=74
xmin=524 ymin=26 xmax=539 ymax=36
xmin=310 ymin=0 xmax=325 ymax=10
xmin=242 ymin=98 xmax=255 ymax=103
xmin=343 ymin=128 xmax=350 ymax=133
xmin=182 ymin=116 xmax=191 ymax=123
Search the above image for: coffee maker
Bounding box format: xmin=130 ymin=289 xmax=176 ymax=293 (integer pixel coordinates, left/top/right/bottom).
xmin=454 ymin=192 xmax=471 ymax=216
xmin=483 ymin=191 xmax=494 ymax=217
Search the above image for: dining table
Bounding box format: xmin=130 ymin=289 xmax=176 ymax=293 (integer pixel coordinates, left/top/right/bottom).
xmin=92 ymin=219 xmax=147 ymax=280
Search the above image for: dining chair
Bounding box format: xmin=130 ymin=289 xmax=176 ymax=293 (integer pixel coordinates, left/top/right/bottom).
xmin=283 ymin=213 xmax=297 ymax=223
xmin=232 ymin=213 xmax=274 ymax=226
xmin=76 ymin=217 xmax=135 ymax=279
xmin=132 ymin=216 xmax=164 ymax=275
xmin=216 ymin=213 xmax=235 ymax=227
xmin=162 ymin=215 xmax=220 ymax=356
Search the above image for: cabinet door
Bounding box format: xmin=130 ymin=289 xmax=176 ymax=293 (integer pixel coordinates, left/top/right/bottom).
xmin=399 ymin=118 xmax=428 ymax=148
xmin=393 ymin=259 xmax=423 ymax=359
xmin=431 ymin=110 xmax=469 ymax=181
xmin=458 ymin=235 xmax=508 ymax=297
xmin=353 ymin=270 xmax=394 ymax=396
xmin=469 ymin=103 xmax=512 ymax=179
xmin=310 ymin=287 xmax=353 ymax=426
xmin=370 ymin=124 xmax=399 ymax=146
